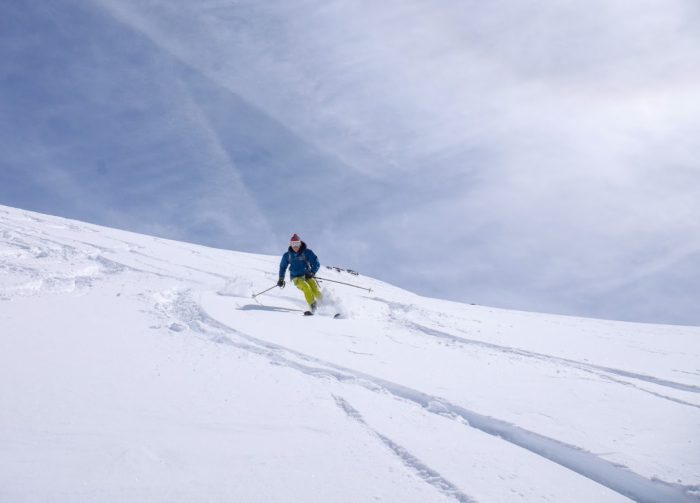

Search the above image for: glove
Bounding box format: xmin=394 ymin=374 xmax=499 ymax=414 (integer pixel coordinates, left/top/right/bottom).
xmin=277 ymin=278 xmax=285 ymax=288
xmin=304 ymin=272 xmax=315 ymax=279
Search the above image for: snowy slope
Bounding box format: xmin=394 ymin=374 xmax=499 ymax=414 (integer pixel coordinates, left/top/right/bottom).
xmin=1 ymin=204 xmax=699 ymax=503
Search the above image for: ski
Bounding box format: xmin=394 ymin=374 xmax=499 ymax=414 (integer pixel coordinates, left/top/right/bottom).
xmin=302 ymin=311 xmax=342 ymax=319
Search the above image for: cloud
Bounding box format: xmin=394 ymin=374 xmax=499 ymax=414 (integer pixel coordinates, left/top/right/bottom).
xmin=3 ymin=0 xmax=699 ymax=324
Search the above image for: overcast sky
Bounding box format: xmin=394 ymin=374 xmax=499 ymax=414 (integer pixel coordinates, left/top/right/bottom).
xmin=2 ymin=0 xmax=699 ymax=325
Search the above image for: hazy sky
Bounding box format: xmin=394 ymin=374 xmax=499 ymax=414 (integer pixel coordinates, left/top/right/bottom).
xmin=2 ymin=0 xmax=699 ymax=325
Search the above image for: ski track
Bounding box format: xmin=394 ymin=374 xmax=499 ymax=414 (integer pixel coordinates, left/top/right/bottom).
xmin=163 ymin=289 xmax=698 ymax=503
xmin=399 ymin=318 xmax=700 ymax=403
xmin=129 ymin=249 xmax=232 ymax=281
xmin=373 ymin=295 xmax=700 ymax=409
xmin=0 ymin=226 xmax=199 ymax=286
xmin=332 ymin=396 xmax=478 ymax=503
xmin=374 ymin=297 xmax=699 ymax=396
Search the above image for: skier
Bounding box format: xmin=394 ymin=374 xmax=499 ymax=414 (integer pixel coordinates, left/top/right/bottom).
xmin=278 ymin=233 xmax=322 ymax=315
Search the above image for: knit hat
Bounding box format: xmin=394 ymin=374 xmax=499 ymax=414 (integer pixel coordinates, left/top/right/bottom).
xmin=290 ymin=233 xmax=301 ymax=245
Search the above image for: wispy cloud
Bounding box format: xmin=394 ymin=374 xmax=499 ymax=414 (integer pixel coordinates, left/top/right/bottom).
xmin=3 ymin=0 xmax=699 ymax=324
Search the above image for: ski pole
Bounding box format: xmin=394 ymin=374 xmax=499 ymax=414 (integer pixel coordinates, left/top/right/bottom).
xmin=252 ymin=284 xmax=279 ymax=298
xmin=315 ymin=276 xmax=372 ymax=292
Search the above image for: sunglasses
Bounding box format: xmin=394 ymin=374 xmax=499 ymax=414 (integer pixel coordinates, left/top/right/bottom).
xmin=290 ymin=241 xmax=301 ymax=247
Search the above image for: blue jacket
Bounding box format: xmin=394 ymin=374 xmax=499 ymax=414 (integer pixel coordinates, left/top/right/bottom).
xmin=279 ymin=242 xmax=320 ymax=279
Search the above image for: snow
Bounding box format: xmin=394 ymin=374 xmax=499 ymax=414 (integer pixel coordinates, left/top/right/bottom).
xmin=1 ymin=204 xmax=698 ymax=502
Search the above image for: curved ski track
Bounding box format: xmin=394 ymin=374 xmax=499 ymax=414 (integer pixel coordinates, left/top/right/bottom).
xmin=163 ymin=289 xmax=698 ymax=503
xmin=400 ymin=320 xmax=700 ymax=410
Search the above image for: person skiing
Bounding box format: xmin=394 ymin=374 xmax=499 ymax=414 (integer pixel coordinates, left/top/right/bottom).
xmin=278 ymin=233 xmax=322 ymax=315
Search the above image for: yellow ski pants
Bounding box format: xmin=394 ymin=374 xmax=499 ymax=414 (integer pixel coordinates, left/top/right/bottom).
xmin=292 ymin=277 xmax=323 ymax=306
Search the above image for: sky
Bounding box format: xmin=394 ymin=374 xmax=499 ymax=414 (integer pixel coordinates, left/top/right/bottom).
xmin=2 ymin=0 xmax=700 ymax=325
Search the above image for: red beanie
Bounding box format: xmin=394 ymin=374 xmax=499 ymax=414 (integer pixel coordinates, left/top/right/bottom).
xmin=290 ymin=233 xmax=301 ymax=243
